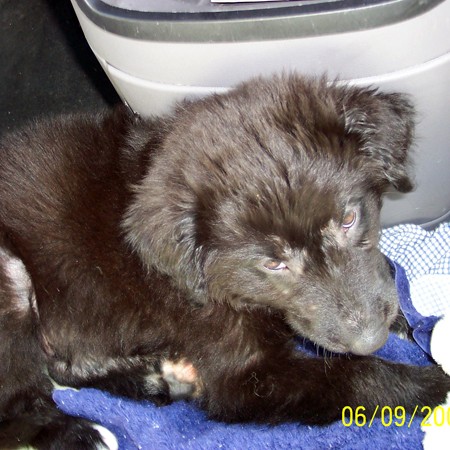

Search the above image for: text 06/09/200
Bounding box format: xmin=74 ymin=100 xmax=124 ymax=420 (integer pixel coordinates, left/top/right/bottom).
xmin=341 ymin=405 xmax=450 ymax=428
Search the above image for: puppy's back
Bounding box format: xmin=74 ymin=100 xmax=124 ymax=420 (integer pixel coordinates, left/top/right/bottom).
xmin=1 ymin=108 xmax=129 ymax=232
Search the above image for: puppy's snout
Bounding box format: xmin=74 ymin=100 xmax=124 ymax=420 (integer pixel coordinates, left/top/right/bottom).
xmin=347 ymin=324 xmax=389 ymax=356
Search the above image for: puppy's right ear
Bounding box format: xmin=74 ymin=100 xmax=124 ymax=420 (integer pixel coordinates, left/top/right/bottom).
xmin=123 ymin=172 xmax=208 ymax=303
xmin=341 ymin=87 xmax=415 ymax=193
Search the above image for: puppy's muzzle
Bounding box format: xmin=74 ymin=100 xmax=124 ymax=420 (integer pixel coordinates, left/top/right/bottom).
xmin=344 ymin=322 xmax=389 ymax=356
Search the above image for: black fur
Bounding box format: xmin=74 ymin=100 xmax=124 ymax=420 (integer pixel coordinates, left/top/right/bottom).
xmin=0 ymin=74 xmax=448 ymax=448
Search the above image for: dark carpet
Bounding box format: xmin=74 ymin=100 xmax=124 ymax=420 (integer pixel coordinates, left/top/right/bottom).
xmin=0 ymin=0 xmax=119 ymax=136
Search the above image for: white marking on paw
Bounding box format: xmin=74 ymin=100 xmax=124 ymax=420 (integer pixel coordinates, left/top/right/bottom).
xmin=394 ymin=330 xmax=409 ymax=340
xmin=162 ymin=359 xmax=197 ymax=384
xmin=92 ymin=424 xmax=119 ymax=450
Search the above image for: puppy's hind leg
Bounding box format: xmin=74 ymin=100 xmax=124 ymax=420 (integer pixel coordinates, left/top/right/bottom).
xmin=49 ymin=353 xmax=174 ymax=406
xmin=0 ymin=243 xmax=110 ymax=449
xmin=49 ymin=355 xmax=201 ymax=406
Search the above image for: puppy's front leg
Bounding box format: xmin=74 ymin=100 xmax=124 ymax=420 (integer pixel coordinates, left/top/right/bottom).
xmin=0 ymin=242 xmax=108 ymax=449
xmin=197 ymin=349 xmax=450 ymax=425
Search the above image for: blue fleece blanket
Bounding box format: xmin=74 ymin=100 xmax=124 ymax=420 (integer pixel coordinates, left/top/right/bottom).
xmin=54 ymin=224 xmax=450 ymax=450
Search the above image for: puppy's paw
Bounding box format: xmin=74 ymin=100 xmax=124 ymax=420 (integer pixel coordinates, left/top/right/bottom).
xmin=30 ymin=416 xmax=116 ymax=450
xmin=92 ymin=424 xmax=119 ymax=450
xmin=162 ymin=359 xmax=202 ymax=399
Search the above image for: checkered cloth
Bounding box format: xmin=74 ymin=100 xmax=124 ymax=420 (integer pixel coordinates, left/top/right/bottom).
xmin=379 ymin=222 xmax=450 ymax=318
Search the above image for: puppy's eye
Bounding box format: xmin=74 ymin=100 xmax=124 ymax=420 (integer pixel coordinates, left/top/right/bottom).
xmin=342 ymin=210 xmax=357 ymax=231
xmin=264 ymin=260 xmax=288 ymax=271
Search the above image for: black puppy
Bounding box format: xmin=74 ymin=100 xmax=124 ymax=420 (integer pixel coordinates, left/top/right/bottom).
xmin=0 ymin=74 xmax=448 ymax=448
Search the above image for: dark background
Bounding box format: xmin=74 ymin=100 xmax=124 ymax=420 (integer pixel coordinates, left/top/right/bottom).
xmin=0 ymin=0 xmax=120 ymax=136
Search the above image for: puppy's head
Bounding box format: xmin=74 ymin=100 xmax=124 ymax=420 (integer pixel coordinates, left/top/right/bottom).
xmin=124 ymin=74 xmax=415 ymax=356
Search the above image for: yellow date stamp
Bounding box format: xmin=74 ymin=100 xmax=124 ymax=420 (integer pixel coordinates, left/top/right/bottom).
xmin=342 ymin=405 xmax=450 ymax=428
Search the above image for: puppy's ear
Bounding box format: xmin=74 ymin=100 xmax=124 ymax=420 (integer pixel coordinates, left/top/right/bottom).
xmin=342 ymin=88 xmax=415 ymax=193
xmin=123 ymin=171 xmax=208 ymax=303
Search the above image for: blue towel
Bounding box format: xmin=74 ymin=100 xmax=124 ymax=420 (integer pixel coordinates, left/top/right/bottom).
xmin=54 ymin=224 xmax=450 ymax=450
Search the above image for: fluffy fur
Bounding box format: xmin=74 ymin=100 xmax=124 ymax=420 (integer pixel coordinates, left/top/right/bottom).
xmin=0 ymin=74 xmax=449 ymax=449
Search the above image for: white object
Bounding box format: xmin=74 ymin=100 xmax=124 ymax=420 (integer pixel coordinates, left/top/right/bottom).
xmin=422 ymin=315 xmax=450 ymax=450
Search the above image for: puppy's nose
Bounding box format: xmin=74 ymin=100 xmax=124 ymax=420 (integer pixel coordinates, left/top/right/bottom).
xmin=348 ymin=326 xmax=389 ymax=356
